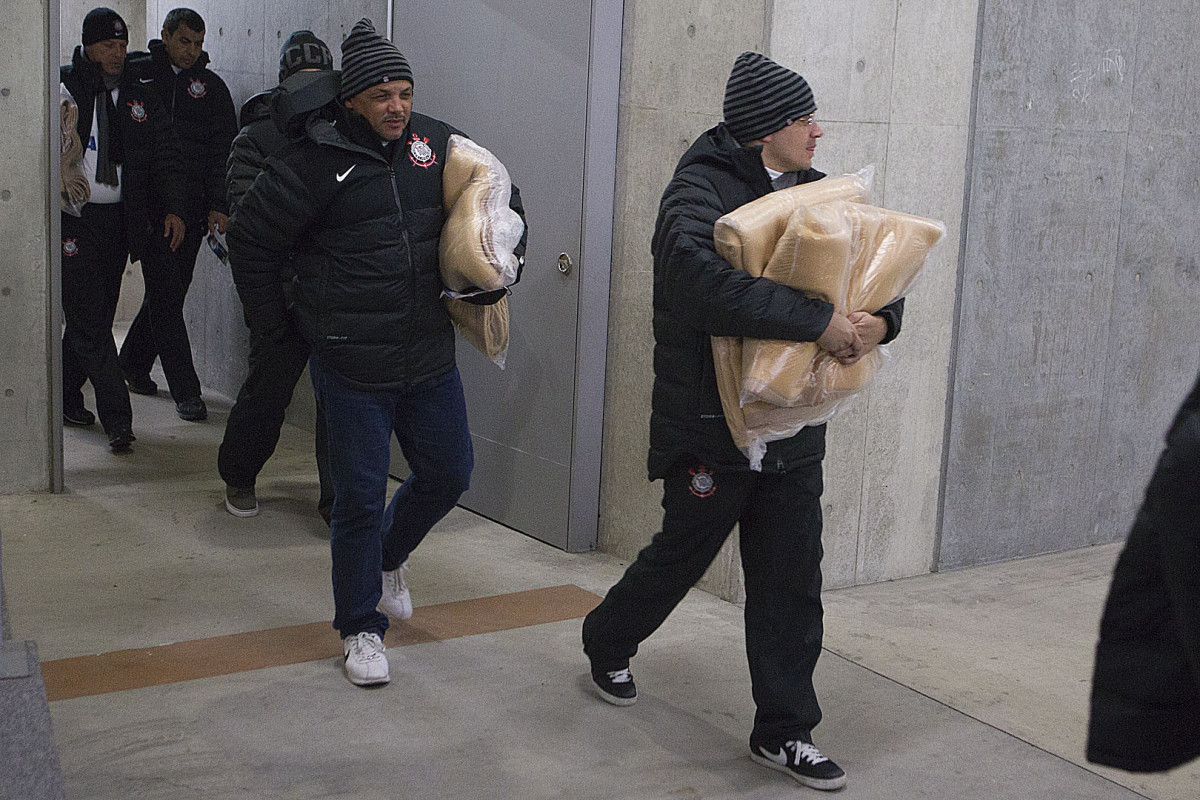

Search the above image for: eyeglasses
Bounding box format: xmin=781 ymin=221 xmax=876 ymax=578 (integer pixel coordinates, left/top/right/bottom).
xmin=790 ymin=116 xmax=818 ymax=128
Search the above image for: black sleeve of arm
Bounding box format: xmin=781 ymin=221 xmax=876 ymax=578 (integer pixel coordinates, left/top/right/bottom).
xmin=876 ymin=297 xmax=905 ymax=344
xmin=226 ymin=157 xmax=315 ymax=333
xmin=655 ymin=178 xmax=833 ymax=342
xmin=225 ymin=124 xmax=267 ymax=213
xmin=206 ymin=78 xmax=239 ymax=215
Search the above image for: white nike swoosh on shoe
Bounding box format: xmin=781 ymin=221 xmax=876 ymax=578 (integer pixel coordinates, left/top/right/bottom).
xmin=336 ymin=165 xmax=356 ymax=182
xmin=760 ymin=747 xmax=789 ymax=767
xmin=138 ymin=78 xmax=153 ymax=83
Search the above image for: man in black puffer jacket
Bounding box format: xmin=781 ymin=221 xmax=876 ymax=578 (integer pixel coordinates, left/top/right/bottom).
xmin=583 ymin=53 xmax=904 ymax=792
xmin=228 ymin=19 xmax=525 ymax=688
xmin=217 ymin=31 xmax=337 ymax=523
xmin=60 ymin=7 xmax=188 ymax=453
xmin=119 ymin=7 xmax=237 ymax=421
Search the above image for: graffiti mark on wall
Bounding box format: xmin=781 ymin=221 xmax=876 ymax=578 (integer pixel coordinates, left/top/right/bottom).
xmin=1069 ymin=49 xmax=1125 ymax=104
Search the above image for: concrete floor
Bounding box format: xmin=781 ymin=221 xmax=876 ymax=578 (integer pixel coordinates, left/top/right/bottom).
xmin=1 ymin=379 xmax=1196 ymax=799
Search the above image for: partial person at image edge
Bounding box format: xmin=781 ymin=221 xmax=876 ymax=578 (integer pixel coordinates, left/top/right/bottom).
xmin=1088 ymin=370 xmax=1200 ymax=772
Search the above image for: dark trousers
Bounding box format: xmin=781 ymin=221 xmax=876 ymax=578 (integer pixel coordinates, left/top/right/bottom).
xmin=61 ymin=203 xmax=133 ymax=436
xmin=118 ymin=217 xmax=202 ymax=401
xmin=583 ymin=457 xmax=827 ymax=743
xmin=217 ymin=323 xmax=333 ymax=514
xmin=309 ymin=358 xmax=473 ymax=639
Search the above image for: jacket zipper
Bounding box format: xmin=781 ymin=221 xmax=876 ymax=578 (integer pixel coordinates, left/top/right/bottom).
xmin=388 ymin=166 xmax=414 ymax=376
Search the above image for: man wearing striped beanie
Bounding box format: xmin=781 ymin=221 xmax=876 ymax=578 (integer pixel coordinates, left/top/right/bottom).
xmin=227 ymin=18 xmax=525 ymax=690
xmin=583 ymin=52 xmax=905 ymax=792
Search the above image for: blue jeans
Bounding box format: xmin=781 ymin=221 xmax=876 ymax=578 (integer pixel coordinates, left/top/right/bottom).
xmin=310 ymin=357 xmax=473 ymax=639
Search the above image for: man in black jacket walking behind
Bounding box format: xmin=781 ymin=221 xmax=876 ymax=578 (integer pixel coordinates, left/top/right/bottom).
xmin=582 ymin=52 xmax=905 ymax=792
xmin=228 ymin=19 xmax=523 ymax=688
xmin=119 ymin=7 xmax=237 ymax=422
xmin=60 ymin=7 xmax=187 ymax=453
xmin=217 ymin=30 xmax=336 ymax=521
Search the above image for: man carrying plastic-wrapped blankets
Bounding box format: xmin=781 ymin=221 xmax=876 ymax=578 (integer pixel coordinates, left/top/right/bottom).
xmin=227 ymin=19 xmax=524 ymax=688
xmin=583 ymin=52 xmax=904 ymax=792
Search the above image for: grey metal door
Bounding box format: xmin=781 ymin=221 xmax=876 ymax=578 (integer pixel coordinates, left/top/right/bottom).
xmin=388 ymin=1 xmax=620 ymax=551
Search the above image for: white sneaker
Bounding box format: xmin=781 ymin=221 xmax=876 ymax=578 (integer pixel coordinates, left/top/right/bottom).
xmin=378 ymin=562 xmax=413 ymax=620
xmin=342 ymin=632 xmax=389 ymax=686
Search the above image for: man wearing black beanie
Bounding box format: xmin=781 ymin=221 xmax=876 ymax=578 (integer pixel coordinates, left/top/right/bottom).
xmin=118 ymin=7 xmax=238 ymax=423
xmin=227 ymin=19 xmax=525 ymax=688
xmin=217 ymin=31 xmax=339 ymax=522
xmin=60 ymin=7 xmax=188 ymax=454
xmin=582 ymin=52 xmax=906 ymax=791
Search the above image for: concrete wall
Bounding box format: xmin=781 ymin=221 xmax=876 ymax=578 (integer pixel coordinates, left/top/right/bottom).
xmin=771 ymin=0 xmax=977 ymax=586
xmin=0 ymin=0 xmax=56 ymax=493
xmin=939 ymin=0 xmax=1200 ymax=568
xmin=600 ymin=0 xmax=979 ymax=594
xmin=599 ymin=1 xmax=769 ymax=598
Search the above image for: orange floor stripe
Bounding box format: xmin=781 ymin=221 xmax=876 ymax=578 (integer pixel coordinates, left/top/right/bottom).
xmin=42 ymin=584 xmax=601 ymax=701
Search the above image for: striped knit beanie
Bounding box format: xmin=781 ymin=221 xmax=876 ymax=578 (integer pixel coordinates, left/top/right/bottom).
xmin=339 ymin=18 xmax=412 ymax=101
xmin=722 ymin=52 xmax=816 ymax=144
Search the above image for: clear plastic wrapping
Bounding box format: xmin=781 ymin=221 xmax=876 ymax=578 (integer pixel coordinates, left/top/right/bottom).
xmin=438 ymin=134 xmax=524 ymax=366
xmin=439 ymin=134 xmax=525 ymax=296
xmin=711 ymin=168 xmax=945 ymax=469
xmin=60 ymin=83 xmax=89 ymax=217
xmin=443 ymin=294 xmax=509 ymax=368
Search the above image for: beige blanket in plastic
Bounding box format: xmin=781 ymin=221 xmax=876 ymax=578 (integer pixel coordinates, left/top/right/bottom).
xmin=443 ymin=295 xmax=510 ymax=369
xmin=439 ymin=135 xmax=524 ymax=366
xmin=440 ymin=134 xmax=524 ymax=294
xmin=709 ymin=169 xmax=944 ymax=467
xmin=713 ymin=171 xmax=871 ymax=279
xmin=740 ymin=201 xmax=945 ymax=408
xmin=60 ymin=84 xmax=89 ymax=214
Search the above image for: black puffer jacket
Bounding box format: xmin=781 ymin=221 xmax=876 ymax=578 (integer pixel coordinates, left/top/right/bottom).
xmin=61 ymin=46 xmax=186 ymax=262
xmin=648 ymin=123 xmax=903 ymax=479
xmin=1088 ymin=372 xmax=1200 ymax=772
xmin=225 ymin=71 xmax=340 ymax=212
xmin=127 ymin=40 xmax=237 ymax=218
xmin=229 ymin=98 xmax=524 ymax=391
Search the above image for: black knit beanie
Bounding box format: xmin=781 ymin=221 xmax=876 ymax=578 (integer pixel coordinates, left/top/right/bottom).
xmin=723 ymin=52 xmax=816 ymax=144
xmin=82 ymin=7 xmax=129 ymax=46
xmin=339 ymin=18 xmax=413 ymax=101
xmin=279 ymin=31 xmax=334 ymax=82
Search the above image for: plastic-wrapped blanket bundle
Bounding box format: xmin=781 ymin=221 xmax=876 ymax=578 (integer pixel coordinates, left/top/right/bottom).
xmin=440 ymin=134 xmax=524 ymax=296
xmin=711 ymin=168 xmax=945 ymax=469
xmin=443 ymin=295 xmax=510 ymax=369
xmin=60 ymin=83 xmax=89 ymax=217
xmin=439 ymin=134 xmax=525 ymax=367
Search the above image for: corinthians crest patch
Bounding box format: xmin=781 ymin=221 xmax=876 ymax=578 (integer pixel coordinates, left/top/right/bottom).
xmin=127 ymin=100 xmax=147 ymax=122
xmin=187 ymin=79 xmax=207 ymax=99
xmin=688 ymin=465 xmax=716 ymax=498
xmin=62 ymin=238 xmax=79 ymax=257
xmin=408 ymin=135 xmax=436 ymax=168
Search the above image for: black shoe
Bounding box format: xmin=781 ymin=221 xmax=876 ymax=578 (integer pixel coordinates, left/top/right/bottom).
xmin=107 ymin=429 xmax=136 ymax=455
xmin=63 ymin=407 xmax=96 ymax=426
xmin=125 ymin=373 xmax=159 ymax=395
xmin=176 ymin=397 xmax=208 ymax=421
xmin=750 ymin=738 xmax=847 ymax=791
xmin=590 ymin=666 xmax=637 ymax=706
